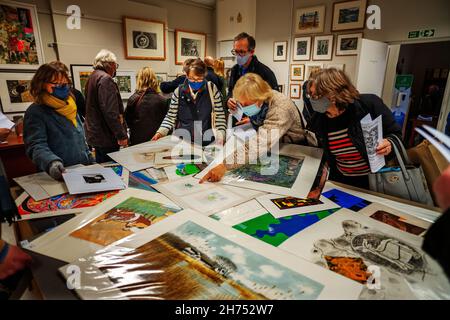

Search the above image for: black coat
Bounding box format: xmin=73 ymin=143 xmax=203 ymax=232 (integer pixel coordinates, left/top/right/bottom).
xmin=227 ymin=55 xmax=278 ymax=101
xmin=125 ymin=89 xmax=169 ymax=146
xmin=308 ymin=94 xmax=402 ymax=178
xmin=160 ymin=69 xmax=223 ymax=94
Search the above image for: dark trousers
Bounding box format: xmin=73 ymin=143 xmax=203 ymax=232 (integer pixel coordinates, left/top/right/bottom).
xmin=94 ymin=145 xmax=120 ymax=164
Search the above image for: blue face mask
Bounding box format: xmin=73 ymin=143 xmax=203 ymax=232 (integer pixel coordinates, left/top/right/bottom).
xmin=52 ymin=84 xmax=70 ymax=100
xmin=188 ymin=80 xmax=205 ymax=91
xmin=242 ymin=102 xmax=261 ymax=117
xmin=236 ymin=53 xmax=251 ymax=67
xmin=310 ymin=96 xmax=331 ymax=113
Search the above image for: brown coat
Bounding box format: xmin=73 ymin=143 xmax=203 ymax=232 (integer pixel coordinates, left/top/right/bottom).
xmin=84 ymin=69 xmax=127 ymax=148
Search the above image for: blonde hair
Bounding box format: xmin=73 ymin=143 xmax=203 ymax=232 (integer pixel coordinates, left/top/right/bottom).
xmin=213 ymin=59 xmax=225 ymax=77
xmin=313 ymin=68 xmax=359 ymax=106
xmin=136 ymin=66 xmax=159 ymax=92
xmin=233 ymin=73 xmax=274 ymax=103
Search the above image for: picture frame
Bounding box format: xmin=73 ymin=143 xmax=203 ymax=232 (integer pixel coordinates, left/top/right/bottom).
xmin=336 ymin=33 xmax=363 ymax=56
xmin=290 ymin=64 xmax=305 ymax=81
xmin=277 ymin=84 xmax=285 ymax=94
xmin=156 ymin=72 xmax=168 ymax=83
xmin=0 ymin=1 xmax=45 ymax=69
xmin=114 ymin=70 xmax=137 ymax=100
xmin=292 ymin=36 xmax=312 ymax=61
xmin=332 ymin=0 xmax=367 ymax=31
xmin=305 ymin=63 xmax=324 ymax=80
xmin=273 ymin=41 xmax=288 ymax=61
xmin=0 ymin=70 xmax=35 ymax=114
xmin=295 ymin=5 xmax=326 ymax=35
xmin=312 ymin=35 xmax=334 ymax=61
xmin=175 ymin=29 xmax=207 ymax=65
xmin=290 ymin=83 xmax=301 ymax=99
xmin=122 ymin=16 xmax=166 ymax=61
xmin=326 ymin=63 xmax=345 ymax=71
xmin=70 ymin=64 xmax=93 ymax=97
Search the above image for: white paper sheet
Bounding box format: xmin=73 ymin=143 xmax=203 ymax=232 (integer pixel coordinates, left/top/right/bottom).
xmin=230 ymin=103 xmax=244 ymax=121
xmin=279 ymin=209 xmax=450 ymax=300
xmin=360 ymin=114 xmax=385 ymax=172
xmin=63 ymin=167 xmax=126 ymax=195
xmin=256 ymin=194 xmax=340 ymax=218
xmin=232 ymin=122 xmax=257 ymax=141
xmin=59 ymin=210 xmax=362 ymax=300
xmin=210 ymin=199 xmax=268 ymax=226
xmin=0 ymin=112 xmax=14 ymax=130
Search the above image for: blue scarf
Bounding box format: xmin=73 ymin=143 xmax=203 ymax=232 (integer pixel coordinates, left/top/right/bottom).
xmin=249 ymin=102 xmax=269 ymax=130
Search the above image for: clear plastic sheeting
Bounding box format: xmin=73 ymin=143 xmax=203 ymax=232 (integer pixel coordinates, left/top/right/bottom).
xmin=60 ymin=210 xmax=363 ymax=300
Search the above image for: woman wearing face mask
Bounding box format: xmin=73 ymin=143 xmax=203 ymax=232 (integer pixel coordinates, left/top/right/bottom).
xmin=307 ymin=68 xmax=402 ymax=189
xmin=200 ymin=73 xmax=311 ymax=183
xmin=23 ymin=61 xmax=93 ymax=180
xmin=152 ymin=58 xmax=226 ymax=146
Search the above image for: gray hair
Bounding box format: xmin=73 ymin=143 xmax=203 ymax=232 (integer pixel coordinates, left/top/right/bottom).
xmin=93 ymin=49 xmax=117 ymax=70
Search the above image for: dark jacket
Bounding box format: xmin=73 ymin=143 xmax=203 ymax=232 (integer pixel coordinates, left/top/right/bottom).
xmin=160 ymin=70 xmax=223 ymax=94
xmin=302 ymin=80 xmax=314 ymax=123
xmin=23 ymin=103 xmax=92 ymax=173
xmin=84 ymin=69 xmax=127 ymax=148
xmin=227 ymin=55 xmax=278 ymax=101
xmin=125 ymin=89 xmax=169 ymax=146
xmin=72 ymin=87 xmax=86 ymax=121
xmin=423 ymin=209 xmax=450 ymax=280
xmin=308 ymin=94 xmax=402 ymax=178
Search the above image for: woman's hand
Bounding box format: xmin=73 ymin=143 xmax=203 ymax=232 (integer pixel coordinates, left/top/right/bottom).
xmin=434 ymin=165 xmax=450 ymax=211
xmin=236 ymin=117 xmax=250 ymax=126
xmin=376 ymin=139 xmax=392 ymax=156
xmin=0 ymin=128 xmax=11 ymax=142
xmin=199 ymin=163 xmax=227 ymax=183
xmin=151 ymin=132 xmax=162 ymax=141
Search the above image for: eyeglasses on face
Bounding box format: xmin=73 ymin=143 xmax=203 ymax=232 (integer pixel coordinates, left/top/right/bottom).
xmin=231 ymin=49 xmax=251 ymax=57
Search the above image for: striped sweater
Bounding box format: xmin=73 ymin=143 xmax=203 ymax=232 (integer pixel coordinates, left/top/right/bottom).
xmin=157 ymin=81 xmax=227 ymax=142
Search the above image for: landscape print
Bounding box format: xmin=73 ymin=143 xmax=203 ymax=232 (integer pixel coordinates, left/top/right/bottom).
xmin=70 ymin=197 xmax=181 ymax=246
xmin=94 ymin=221 xmax=325 ymax=300
xmin=226 ymin=155 xmax=304 ymax=188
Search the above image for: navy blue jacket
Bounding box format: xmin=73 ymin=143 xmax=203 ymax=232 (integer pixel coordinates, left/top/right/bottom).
xmin=160 ymin=68 xmax=223 ymax=94
xmin=24 ymin=103 xmax=93 ymax=173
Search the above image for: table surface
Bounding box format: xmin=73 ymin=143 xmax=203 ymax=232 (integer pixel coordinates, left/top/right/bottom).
xmin=0 ymin=132 xmax=24 ymax=150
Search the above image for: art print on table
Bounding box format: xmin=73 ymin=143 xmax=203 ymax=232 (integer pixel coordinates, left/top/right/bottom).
xmin=70 ymin=197 xmax=181 ymax=246
xmin=272 ymin=197 xmax=322 ymax=210
xmin=322 ymin=188 xmax=371 ymax=212
xmin=128 ymin=170 xmax=157 ymax=192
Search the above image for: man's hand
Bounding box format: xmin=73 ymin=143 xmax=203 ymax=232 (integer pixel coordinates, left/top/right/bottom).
xmin=0 ymin=128 xmax=11 ymax=142
xmin=199 ymin=163 xmax=227 ymax=183
xmin=376 ymin=139 xmax=392 ymax=156
xmin=151 ymin=133 xmax=162 ymax=141
xmin=48 ymin=161 xmax=66 ymax=181
xmin=434 ymin=165 xmax=450 ymax=211
xmin=227 ymin=98 xmax=237 ymax=111
xmin=118 ymin=138 xmax=128 ymax=147
xmin=0 ymin=245 xmax=32 ymax=280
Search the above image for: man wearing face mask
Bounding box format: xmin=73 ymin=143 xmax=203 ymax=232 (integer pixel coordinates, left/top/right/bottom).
xmin=227 ymin=33 xmax=278 ymax=115
xmin=23 ymin=61 xmax=93 ymax=180
xmin=307 ymin=68 xmax=402 ymax=189
xmin=84 ymin=49 xmax=128 ymax=163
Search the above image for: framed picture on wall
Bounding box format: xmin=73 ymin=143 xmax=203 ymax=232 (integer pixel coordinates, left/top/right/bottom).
xmin=332 ymin=0 xmax=367 ymax=31
xmin=290 ymin=83 xmax=301 ymax=99
xmin=326 ymin=63 xmax=345 ymax=71
xmin=293 ymin=37 xmax=312 ymax=61
xmin=0 ymin=70 xmax=35 ymax=114
xmin=277 ymin=84 xmax=285 ymax=94
xmin=294 ymin=5 xmax=326 ymax=34
xmin=305 ymin=63 xmax=324 ymax=80
xmin=0 ymin=1 xmax=45 ymax=69
xmin=156 ymin=73 xmax=168 ymax=83
xmin=273 ymin=41 xmax=288 ymax=61
xmin=70 ymin=64 xmax=94 ymax=97
xmin=336 ymin=33 xmax=363 ymax=56
xmin=123 ymin=16 xmax=166 ymax=61
xmin=313 ymin=35 xmax=334 ymax=61
xmin=114 ymin=70 xmax=137 ymax=100
xmin=175 ymin=29 xmax=207 ymax=65
xmin=290 ymin=64 xmax=305 ymax=81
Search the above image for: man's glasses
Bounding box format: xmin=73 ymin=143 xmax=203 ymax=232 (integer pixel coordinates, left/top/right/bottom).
xmin=231 ymin=49 xmax=250 ymax=57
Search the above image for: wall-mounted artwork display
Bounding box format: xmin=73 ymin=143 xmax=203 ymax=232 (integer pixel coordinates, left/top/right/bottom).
xmin=59 ymin=210 xmax=362 ymax=300
xmin=155 ymin=72 xmax=168 ymax=83
xmin=313 ymin=35 xmax=334 ymax=61
xmin=114 ymin=70 xmax=137 ymax=100
xmin=70 ymin=64 xmax=93 ymax=96
xmin=273 ymin=41 xmax=287 ymax=61
xmin=0 ymin=70 xmax=35 ymax=114
xmin=289 ymin=83 xmax=301 ymax=99
xmin=326 ymin=63 xmax=345 ymax=71
xmin=292 ymin=36 xmax=311 ymax=61
xmin=0 ymin=1 xmax=44 ymax=69
xmin=175 ymin=29 xmax=206 ymax=65
xmin=290 ymin=64 xmax=305 ymax=81
xmin=123 ymin=16 xmax=166 ymax=61
xmin=295 ymin=5 xmax=326 ymax=35
xmin=332 ymin=0 xmax=367 ymax=31
xmin=305 ymin=63 xmax=324 ymax=80
xmin=336 ymin=33 xmax=362 ymax=56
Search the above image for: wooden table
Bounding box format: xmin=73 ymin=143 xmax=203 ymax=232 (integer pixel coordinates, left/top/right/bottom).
xmin=0 ymin=133 xmax=37 ymax=185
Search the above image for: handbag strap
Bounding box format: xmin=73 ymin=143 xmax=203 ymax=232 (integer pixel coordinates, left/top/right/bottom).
xmin=206 ymin=81 xmax=217 ymax=135
xmin=387 ymin=136 xmax=411 ymax=181
xmin=387 ymin=134 xmax=412 ymax=165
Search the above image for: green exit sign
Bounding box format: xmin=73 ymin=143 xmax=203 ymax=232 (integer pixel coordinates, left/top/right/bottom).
xmin=408 ymin=29 xmax=435 ymax=39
